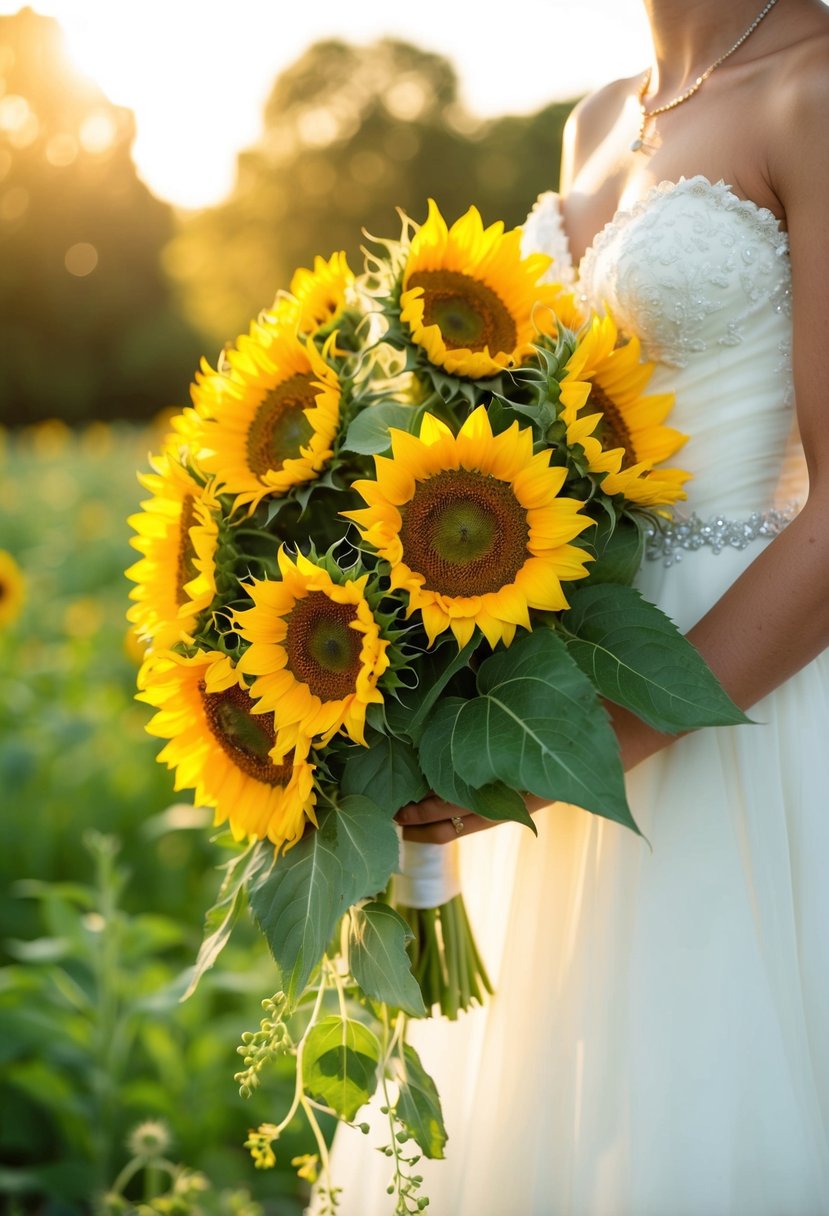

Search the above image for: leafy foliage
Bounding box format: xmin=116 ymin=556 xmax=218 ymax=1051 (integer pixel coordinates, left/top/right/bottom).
xmin=393 ymin=1042 xmax=447 ymax=1160
xmin=249 ymin=796 xmax=399 ymax=1006
xmin=562 ymin=584 xmax=750 ymax=731
xmin=450 ymin=630 xmax=637 ymax=831
xmin=349 ymin=902 xmax=427 ymax=1017
xmin=0 ymin=426 xmax=310 ymax=1212
xmin=302 ymin=1015 xmax=382 ymax=1122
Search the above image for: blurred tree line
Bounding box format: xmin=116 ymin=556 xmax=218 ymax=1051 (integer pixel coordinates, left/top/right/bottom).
xmin=0 ymin=8 xmax=205 ymax=427
xmin=0 ymin=10 xmax=576 ymax=427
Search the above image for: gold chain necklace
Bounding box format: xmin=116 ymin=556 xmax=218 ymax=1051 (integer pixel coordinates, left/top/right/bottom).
xmin=630 ymin=0 xmax=781 ymax=152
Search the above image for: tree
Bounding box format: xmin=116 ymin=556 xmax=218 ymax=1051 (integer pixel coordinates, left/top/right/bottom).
xmin=0 ymin=8 xmax=204 ymax=425
xmin=168 ymin=38 xmax=576 ymax=346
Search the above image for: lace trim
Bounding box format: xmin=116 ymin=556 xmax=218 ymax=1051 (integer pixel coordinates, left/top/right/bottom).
xmin=521 ymin=191 xmax=575 ymax=286
xmin=643 ymin=504 xmax=798 ymax=567
xmin=578 ymin=175 xmax=789 ymax=291
xmin=577 ymin=175 xmax=791 ymax=374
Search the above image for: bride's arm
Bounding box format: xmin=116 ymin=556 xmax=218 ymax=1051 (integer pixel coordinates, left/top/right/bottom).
xmin=613 ymin=52 xmax=829 ymax=770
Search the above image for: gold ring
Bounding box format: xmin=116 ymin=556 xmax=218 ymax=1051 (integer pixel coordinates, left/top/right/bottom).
xmin=451 ymin=816 xmax=465 ymax=835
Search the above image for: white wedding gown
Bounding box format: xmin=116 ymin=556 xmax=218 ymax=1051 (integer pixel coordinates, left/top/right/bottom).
xmin=311 ymin=177 xmax=829 ymax=1216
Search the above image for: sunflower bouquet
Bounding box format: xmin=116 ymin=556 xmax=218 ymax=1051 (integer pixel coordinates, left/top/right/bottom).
xmin=128 ymin=200 xmax=745 ymax=1209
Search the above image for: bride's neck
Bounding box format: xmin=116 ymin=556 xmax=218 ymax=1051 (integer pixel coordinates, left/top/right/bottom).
xmin=641 ymin=0 xmax=776 ymax=97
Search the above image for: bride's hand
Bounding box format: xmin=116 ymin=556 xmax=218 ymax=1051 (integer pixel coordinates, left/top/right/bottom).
xmin=395 ymin=793 xmax=547 ymax=844
xmin=394 ymin=796 xmax=488 ymax=844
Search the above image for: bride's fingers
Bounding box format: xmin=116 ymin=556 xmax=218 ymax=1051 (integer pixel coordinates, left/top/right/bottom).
xmin=395 ymin=796 xmax=464 ymax=826
xmin=401 ymin=814 xmax=491 ymax=845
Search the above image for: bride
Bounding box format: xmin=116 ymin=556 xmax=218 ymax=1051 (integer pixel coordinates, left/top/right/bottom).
xmin=313 ymin=0 xmax=829 ymax=1211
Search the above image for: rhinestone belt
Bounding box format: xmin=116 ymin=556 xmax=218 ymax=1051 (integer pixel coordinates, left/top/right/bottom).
xmin=644 ymin=505 xmax=798 ymax=567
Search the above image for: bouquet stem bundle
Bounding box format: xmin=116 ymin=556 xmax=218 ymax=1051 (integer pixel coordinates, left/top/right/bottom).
xmin=400 ymin=897 xmax=493 ymax=1020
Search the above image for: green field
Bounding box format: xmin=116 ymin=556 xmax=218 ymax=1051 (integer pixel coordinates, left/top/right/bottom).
xmin=0 ymin=423 xmax=316 ymax=1215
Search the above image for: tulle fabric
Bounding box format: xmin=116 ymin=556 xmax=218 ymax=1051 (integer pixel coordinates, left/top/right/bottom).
xmin=309 ymin=181 xmax=829 ymax=1215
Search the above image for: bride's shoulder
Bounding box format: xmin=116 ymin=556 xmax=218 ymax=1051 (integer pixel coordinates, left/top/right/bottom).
xmin=565 ymin=74 xmax=639 ymax=133
xmin=560 ymin=74 xmax=640 ymax=190
xmin=766 ymin=22 xmax=829 ymax=198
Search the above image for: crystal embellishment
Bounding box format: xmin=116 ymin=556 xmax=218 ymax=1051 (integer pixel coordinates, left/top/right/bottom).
xmin=644 ymin=505 xmax=798 ymax=567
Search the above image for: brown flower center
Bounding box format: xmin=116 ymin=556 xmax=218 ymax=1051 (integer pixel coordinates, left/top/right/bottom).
xmin=201 ymin=681 xmax=293 ymax=785
xmin=176 ymin=494 xmax=199 ymax=606
xmin=399 ymin=469 xmax=530 ymax=597
xmin=589 ymin=383 xmax=636 ymax=467
xmin=406 ymin=269 xmax=517 ymax=356
xmin=285 ymin=592 xmax=363 ymax=701
xmin=246 ymin=373 xmax=318 ymax=477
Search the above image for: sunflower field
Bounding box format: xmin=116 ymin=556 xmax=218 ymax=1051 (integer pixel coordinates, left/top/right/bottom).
xmin=0 ymin=421 xmax=316 ymax=1214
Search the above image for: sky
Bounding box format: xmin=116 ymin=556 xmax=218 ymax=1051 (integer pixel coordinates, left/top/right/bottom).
xmin=1 ymin=0 xmax=654 ymax=209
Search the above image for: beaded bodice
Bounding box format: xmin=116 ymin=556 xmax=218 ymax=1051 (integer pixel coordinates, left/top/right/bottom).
xmin=522 ymin=176 xmax=804 ymax=520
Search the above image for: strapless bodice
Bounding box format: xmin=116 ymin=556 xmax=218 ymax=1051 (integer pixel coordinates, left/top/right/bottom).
xmin=522 ymin=177 xmax=805 ymax=518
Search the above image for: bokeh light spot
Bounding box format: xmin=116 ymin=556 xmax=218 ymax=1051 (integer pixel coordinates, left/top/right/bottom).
xmin=65 ymin=242 xmax=98 ymax=277
xmin=79 ymin=111 xmax=117 ymax=155
xmin=0 ymin=93 xmax=31 ymax=132
xmin=46 ymin=133 xmax=79 ymax=167
xmin=384 ymin=77 xmax=428 ymax=121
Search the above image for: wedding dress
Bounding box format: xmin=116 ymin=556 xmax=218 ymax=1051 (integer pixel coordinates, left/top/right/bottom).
xmin=310 ymin=177 xmax=829 ymax=1216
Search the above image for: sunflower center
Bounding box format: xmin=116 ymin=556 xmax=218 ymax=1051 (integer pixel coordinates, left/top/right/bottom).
xmin=407 ymin=269 xmax=517 ymax=354
xmin=399 ymin=469 xmax=530 ymax=597
xmin=200 ymin=682 xmax=292 ymax=786
xmin=589 ymin=383 xmax=636 ymax=467
xmin=176 ymin=494 xmax=199 ymax=606
xmin=0 ymin=581 xmax=6 ymax=602
xmin=247 ymin=373 xmax=317 ymax=477
xmin=285 ymin=592 xmax=363 ymax=701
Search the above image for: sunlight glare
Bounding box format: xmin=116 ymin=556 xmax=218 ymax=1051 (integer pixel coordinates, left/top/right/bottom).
xmin=0 ymin=0 xmax=655 ymax=209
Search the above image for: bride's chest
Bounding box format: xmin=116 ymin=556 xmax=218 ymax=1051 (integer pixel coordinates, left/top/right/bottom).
xmin=576 ymin=177 xmax=791 ymax=368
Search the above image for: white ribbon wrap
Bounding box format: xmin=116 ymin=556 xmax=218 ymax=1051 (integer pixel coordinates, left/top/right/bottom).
xmin=393 ymin=837 xmax=462 ymax=909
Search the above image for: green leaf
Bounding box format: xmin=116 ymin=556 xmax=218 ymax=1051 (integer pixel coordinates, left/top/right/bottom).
xmin=582 ymin=513 xmax=644 ymax=586
xmin=349 ymin=902 xmax=427 ymax=1017
xmin=393 ymin=1041 xmax=447 ymax=1159
xmin=451 ymin=629 xmax=637 ymax=832
xmin=562 ymin=583 xmax=750 ymax=731
xmin=383 ymin=634 xmax=477 ymax=745
xmin=182 ymin=840 xmax=270 ymax=1000
xmin=249 ymin=795 xmax=399 ymax=1006
xmin=419 ymin=698 xmax=535 ymax=830
xmin=340 ymin=734 xmax=428 ymax=813
xmin=302 ymin=1015 xmax=382 ymax=1121
xmin=342 ymin=401 xmax=423 ymax=455
xmin=404 ymin=635 xmax=478 ymax=744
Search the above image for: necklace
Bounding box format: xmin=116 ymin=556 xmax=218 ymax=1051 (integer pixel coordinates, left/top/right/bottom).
xmin=630 ymin=0 xmax=780 ymax=152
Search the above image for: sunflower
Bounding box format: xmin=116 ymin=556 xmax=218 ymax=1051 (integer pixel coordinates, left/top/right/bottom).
xmin=399 ymin=199 xmax=573 ymax=380
xmin=190 ymin=325 xmax=343 ymax=513
xmin=138 ymin=648 xmax=317 ymax=851
xmin=265 ymin=252 xmax=355 ymax=336
xmin=234 ymin=550 xmax=389 ymax=754
xmin=345 ymin=407 xmax=593 ymax=648
xmin=127 ymin=455 xmax=218 ymax=649
xmin=0 ymin=549 xmax=25 ymax=629
xmin=559 ymin=314 xmax=690 ymax=506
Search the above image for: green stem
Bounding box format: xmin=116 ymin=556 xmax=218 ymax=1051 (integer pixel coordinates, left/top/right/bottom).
xmin=440 ymin=905 xmax=460 ymax=1021
xmin=271 ymin=966 xmax=329 ymax=1138
xmin=379 ymin=1006 xmax=408 ymax=1216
